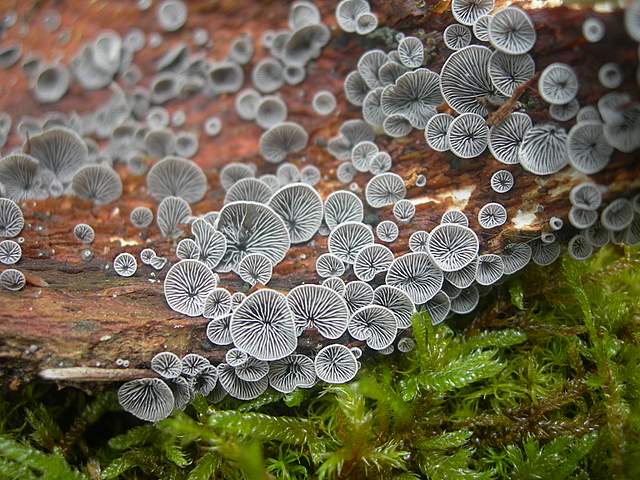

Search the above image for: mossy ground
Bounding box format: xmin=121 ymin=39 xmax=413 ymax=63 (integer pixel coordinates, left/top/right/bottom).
xmin=1 ymin=246 xmax=639 ymax=479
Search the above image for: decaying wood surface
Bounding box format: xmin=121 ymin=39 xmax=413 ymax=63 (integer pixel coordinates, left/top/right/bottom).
xmin=0 ymin=0 xmax=638 ymax=387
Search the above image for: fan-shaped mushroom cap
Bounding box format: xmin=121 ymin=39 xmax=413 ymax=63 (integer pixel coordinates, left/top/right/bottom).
xmin=383 ymin=114 xmax=414 ymax=138
xmin=0 ymin=154 xmax=41 ymax=202
xmin=336 ymin=0 xmax=371 ymax=33
xmin=447 ymin=113 xmax=489 ymax=158
xmin=156 ymin=196 xmax=191 ymax=237
xmin=409 ymin=230 xmax=430 ymax=253
xmin=488 ymin=112 xmax=531 ymax=165
xmin=287 ymin=284 xmax=350 ymax=338
xmin=238 ymin=253 xmax=273 ymax=286
xmin=72 ymin=164 xmax=123 ymax=205
xmin=33 ymin=64 xmax=70 ymax=103
xmin=397 ymin=36 xmax=424 ymax=68
xmin=118 ymin=378 xmax=174 ymax=422
xmin=423 ymin=290 xmax=451 ymax=325
xmin=229 ymin=33 xmax=254 ymax=65
xmin=73 ymin=223 xmax=95 ymax=244
xmin=235 ymin=88 xmax=261 ymax=121
xmin=349 ymin=305 xmax=398 ymax=350
xmin=151 ymin=352 xmax=183 ymax=379
xmin=215 ymin=201 xmax=290 ymax=272
xmin=357 ymin=49 xmax=387 ymax=89
xmin=144 ymin=128 xmax=176 ymax=158
xmin=441 ymin=209 xmax=469 ymax=227
xmin=328 ymin=221 xmax=374 ymax=264
xmin=538 ymin=63 xmax=579 ymax=105
xmin=316 ymin=253 xmax=346 ymax=278
xmin=428 ymin=223 xmax=479 ymax=272
xmin=283 ymin=23 xmax=330 ymax=66
xmin=268 ymin=354 xmax=316 ymax=393
xmin=393 ymin=199 xmax=416 ymax=223
xmin=444 ymin=24 xmax=472 ymax=51
xmin=289 ymin=1 xmax=321 ymax=30
xmin=28 ymin=127 xmax=88 ymax=183
xmin=450 ymin=284 xmax=480 ymax=314
xmin=217 ymin=363 xmax=268 ymax=400
xmin=386 ymin=252 xmax=444 ymax=304
xmin=259 ymin=122 xmax=308 ymax=163
xmin=531 ymin=238 xmax=561 ymax=266
xmin=269 ymin=183 xmax=323 ymax=244
xmin=146 ymin=156 xmax=207 ymax=204
xmin=425 ymin=113 xmax=454 ymax=152
xmin=230 ymin=289 xmax=297 ymax=361
xmin=601 ymin=198 xmax=634 ymax=232
xmin=602 ymin=103 xmax=640 ymax=154
xmin=0 ymin=268 xmax=25 ymax=291
xmin=157 ymin=0 xmax=187 ymax=32
xmin=203 ymin=288 xmax=232 ymax=320
xmin=256 ymin=95 xmax=288 ymax=130
xmin=0 ymin=240 xmax=21 ymax=265
xmin=569 ymin=206 xmax=598 ymax=229
xmin=570 ymin=182 xmax=602 ymax=210
xmin=518 ymin=123 xmax=569 ymax=175
xmin=490 ymin=170 xmax=514 ymax=193
xmin=0 ymin=198 xmax=24 ymax=240
xmin=475 ymin=254 xmax=504 ymax=285
xmin=219 ymin=162 xmax=255 ymax=191
xmin=452 ymin=0 xmax=495 ymax=26
xmin=376 ymin=220 xmax=399 ymax=243
xmin=473 ymin=14 xmax=492 ymax=41
xmin=549 ymin=99 xmax=580 ymax=122
xmin=206 ymin=314 xmax=233 ymax=346
xmin=164 ymin=259 xmax=216 ymax=316
xmin=489 ymin=51 xmax=535 ymax=97
xmin=625 ymin=0 xmax=640 ymax=42
xmin=381 ymin=69 xmax=441 ymax=129
xmin=209 ymin=61 xmax=244 ymax=94
xmin=478 ymin=202 xmax=508 ymax=229
xmin=251 ymin=57 xmax=284 ymax=93
xmin=568 ymin=234 xmax=593 ymax=260
xmin=582 ymin=17 xmax=605 ymax=42
xmin=598 ymin=60 xmax=623 ymax=88
xmin=500 ymin=242 xmax=531 ymax=274
xmin=224 ymin=178 xmax=272 ymax=205
xmin=113 ymin=252 xmax=137 ymax=277
xmin=312 ymin=90 xmax=337 ymax=116
xmin=440 ymin=46 xmax=494 ymax=116
xmin=314 ymin=344 xmax=358 ymax=383
xmin=488 ymin=7 xmax=536 ymax=54
xmin=365 ymin=172 xmax=406 ymax=209
xmin=234 ymin=356 xmax=269 ymax=382
xmin=343 ymin=70 xmax=369 ymax=107
xmin=0 ymin=44 xmax=21 ymax=69
xmin=174 ymin=131 xmax=199 ymax=158
xmin=356 ymin=11 xmax=378 ymax=35
xmin=324 ymin=190 xmax=364 ymax=229
xmin=322 ymin=276 xmax=346 ymax=296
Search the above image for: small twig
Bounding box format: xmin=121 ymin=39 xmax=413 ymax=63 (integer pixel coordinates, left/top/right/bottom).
xmin=39 ymin=367 xmax=153 ymax=383
xmin=486 ymin=76 xmax=538 ymax=127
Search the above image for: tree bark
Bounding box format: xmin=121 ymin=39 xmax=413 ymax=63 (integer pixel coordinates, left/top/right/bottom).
xmin=0 ymin=0 xmax=638 ymax=387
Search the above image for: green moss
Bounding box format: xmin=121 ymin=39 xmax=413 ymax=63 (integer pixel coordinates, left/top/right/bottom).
xmin=1 ymin=246 xmax=639 ymax=479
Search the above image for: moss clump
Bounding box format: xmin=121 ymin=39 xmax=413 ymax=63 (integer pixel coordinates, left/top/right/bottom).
xmin=1 ymin=246 xmax=639 ymax=479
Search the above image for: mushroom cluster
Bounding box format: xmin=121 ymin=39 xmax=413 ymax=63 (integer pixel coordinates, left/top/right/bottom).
xmin=0 ymin=0 xmax=639 ymax=422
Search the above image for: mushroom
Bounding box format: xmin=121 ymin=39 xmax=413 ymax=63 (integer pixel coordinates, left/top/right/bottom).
xmin=146 ymin=156 xmax=207 ymax=204
xmin=72 ymin=164 xmax=123 ymax=205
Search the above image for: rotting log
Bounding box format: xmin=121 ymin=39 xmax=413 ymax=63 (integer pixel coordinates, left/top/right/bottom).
xmin=0 ymin=0 xmax=638 ymax=387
